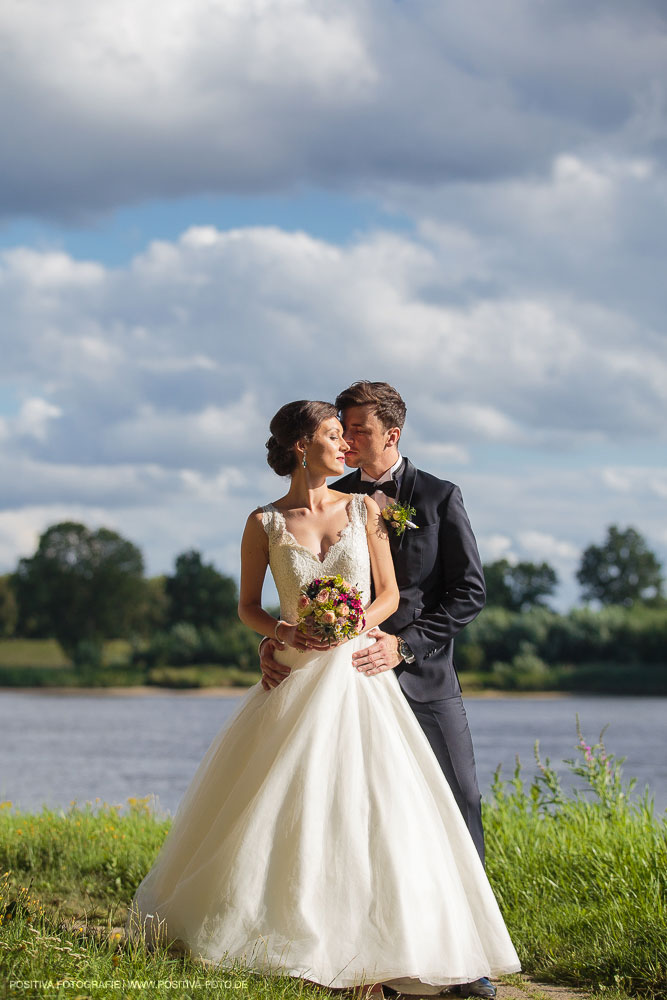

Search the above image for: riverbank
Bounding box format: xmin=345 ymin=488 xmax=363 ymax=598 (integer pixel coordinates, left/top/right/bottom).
xmin=0 ymin=684 xmax=574 ymax=698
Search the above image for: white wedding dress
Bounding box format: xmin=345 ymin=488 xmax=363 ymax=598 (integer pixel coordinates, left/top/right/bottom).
xmin=125 ymin=494 xmax=520 ymax=993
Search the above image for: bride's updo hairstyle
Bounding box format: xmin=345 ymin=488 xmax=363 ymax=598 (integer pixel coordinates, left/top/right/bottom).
xmin=266 ymin=400 xmax=338 ymax=476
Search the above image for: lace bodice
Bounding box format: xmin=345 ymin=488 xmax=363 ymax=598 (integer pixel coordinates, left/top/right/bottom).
xmin=260 ymin=493 xmax=371 ymax=624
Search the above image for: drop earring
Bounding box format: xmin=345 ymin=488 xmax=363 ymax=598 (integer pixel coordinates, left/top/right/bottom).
xmin=302 ymin=451 xmax=307 ymax=469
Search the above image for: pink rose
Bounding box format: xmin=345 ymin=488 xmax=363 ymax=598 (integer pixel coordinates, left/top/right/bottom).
xmin=336 ymin=604 xmax=350 ymax=618
xmin=323 ymin=610 xmax=336 ymax=624
xmin=316 ymin=589 xmax=330 ymax=604
xmin=298 ymin=595 xmax=312 ymax=611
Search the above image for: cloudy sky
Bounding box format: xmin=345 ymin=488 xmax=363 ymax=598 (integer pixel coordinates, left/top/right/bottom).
xmin=1 ymin=0 xmax=666 ymax=608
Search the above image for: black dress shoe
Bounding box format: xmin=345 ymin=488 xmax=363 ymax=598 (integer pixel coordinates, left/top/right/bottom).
xmin=453 ymin=978 xmax=496 ymax=998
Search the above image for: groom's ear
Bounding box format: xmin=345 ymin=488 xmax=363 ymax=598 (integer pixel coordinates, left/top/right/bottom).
xmin=385 ymin=426 xmax=401 ymax=448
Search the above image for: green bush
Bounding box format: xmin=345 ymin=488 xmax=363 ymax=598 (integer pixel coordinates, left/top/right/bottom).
xmin=0 ymin=575 xmax=17 ymax=637
xmin=462 ymin=606 xmax=557 ymax=666
xmin=491 ymin=642 xmax=554 ymax=690
xmin=457 ymin=605 xmax=667 ymax=692
xmin=454 ymin=641 xmax=485 ymax=672
xmin=132 ymin=620 xmax=260 ymax=671
xmin=554 ymin=660 xmax=667 ymax=695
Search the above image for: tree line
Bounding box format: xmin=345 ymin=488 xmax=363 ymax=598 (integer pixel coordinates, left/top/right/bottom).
xmin=0 ymin=522 xmax=258 ymax=673
xmin=0 ymin=521 xmax=663 ymax=687
xmin=484 ymin=524 xmax=663 ymax=612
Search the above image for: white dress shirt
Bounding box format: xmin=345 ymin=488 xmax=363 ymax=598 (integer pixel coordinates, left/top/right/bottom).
xmin=359 ymin=453 xmax=403 ymax=511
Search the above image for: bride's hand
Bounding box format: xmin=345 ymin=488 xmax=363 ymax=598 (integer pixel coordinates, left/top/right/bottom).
xmin=276 ymin=622 xmax=338 ymax=651
xmin=277 ymin=624 xmax=347 ymax=653
xmin=299 ymin=623 xmax=347 ymax=650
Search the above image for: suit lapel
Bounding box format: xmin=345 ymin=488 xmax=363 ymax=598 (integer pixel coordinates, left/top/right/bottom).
xmin=395 ymin=457 xmax=417 ymax=551
xmin=339 ymin=469 xmax=361 ymax=493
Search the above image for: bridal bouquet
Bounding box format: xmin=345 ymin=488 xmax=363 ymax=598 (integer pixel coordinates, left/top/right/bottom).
xmin=296 ymin=574 xmax=366 ymax=642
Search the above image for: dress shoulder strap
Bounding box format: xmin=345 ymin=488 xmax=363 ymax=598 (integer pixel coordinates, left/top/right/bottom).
xmin=348 ymin=493 xmax=368 ymax=526
xmin=259 ymin=503 xmax=283 ymax=541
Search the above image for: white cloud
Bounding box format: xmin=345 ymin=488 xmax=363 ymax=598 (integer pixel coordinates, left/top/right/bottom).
xmin=601 ymin=467 xmax=667 ymax=500
xmin=0 ymin=222 xmax=665 ymax=599
xmin=2 ymin=225 xmax=665 ymax=461
xmin=382 ymin=149 xmax=667 ymax=337
xmin=478 ymin=535 xmax=516 ymax=564
xmin=465 ymin=466 xmax=666 ymax=607
xmin=1 ymin=249 xmax=105 ymax=289
xmin=14 ymin=398 xmax=63 ymax=441
xmin=517 ymin=531 xmax=580 ymax=564
xmin=410 ymin=442 xmax=470 ymax=466
xmin=0 ymin=398 xmax=63 ymax=443
xmin=104 ymin=393 xmax=266 ymax=467
xmin=1 ymin=2 xmax=666 ymax=610
xmin=0 ymin=456 xmax=181 ymax=508
xmin=3 ymin=2 xmax=667 ymax=219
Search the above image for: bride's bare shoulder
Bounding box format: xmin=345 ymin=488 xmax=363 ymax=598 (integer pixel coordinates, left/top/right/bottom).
xmin=328 ymin=488 xmax=372 ymax=512
xmin=244 ymin=505 xmax=273 ymax=530
xmin=327 ymin=488 xmax=354 ymax=504
xmin=247 ymin=495 xmax=286 ymax=517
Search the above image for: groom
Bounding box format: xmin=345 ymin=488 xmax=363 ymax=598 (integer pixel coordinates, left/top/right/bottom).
xmin=260 ymin=381 xmax=493 ymax=998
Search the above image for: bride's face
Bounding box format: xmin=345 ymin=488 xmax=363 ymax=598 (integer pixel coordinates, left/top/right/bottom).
xmin=303 ymin=417 xmax=349 ymax=476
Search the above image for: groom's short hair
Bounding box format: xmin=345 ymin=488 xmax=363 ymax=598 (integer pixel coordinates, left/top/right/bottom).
xmin=335 ymin=381 xmax=406 ymax=431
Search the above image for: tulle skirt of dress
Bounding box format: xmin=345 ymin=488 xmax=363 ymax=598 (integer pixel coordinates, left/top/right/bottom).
xmin=125 ymin=633 xmax=520 ymax=994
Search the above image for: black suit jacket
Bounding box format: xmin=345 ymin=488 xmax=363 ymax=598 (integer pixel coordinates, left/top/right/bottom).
xmin=336 ymin=458 xmax=486 ymax=701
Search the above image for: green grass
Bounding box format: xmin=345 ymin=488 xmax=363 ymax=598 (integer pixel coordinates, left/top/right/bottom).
xmin=0 ymin=639 xmax=261 ymax=689
xmin=0 ymin=802 xmax=321 ymax=999
xmin=145 ymin=666 xmax=261 ymax=688
xmin=0 ymin=639 xmax=70 ymax=669
xmin=485 ymin=725 xmax=667 ymax=997
xmin=0 ymin=638 xmax=133 ymax=669
xmin=0 ymin=797 xmax=331 ymax=999
xmin=1 ymin=726 xmax=665 ymax=999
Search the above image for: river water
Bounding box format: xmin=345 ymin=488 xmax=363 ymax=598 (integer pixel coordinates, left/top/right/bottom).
xmin=1 ymin=690 xmax=665 ymax=817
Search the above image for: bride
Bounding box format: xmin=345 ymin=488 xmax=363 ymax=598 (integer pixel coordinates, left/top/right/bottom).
xmin=125 ymin=399 xmax=520 ymax=996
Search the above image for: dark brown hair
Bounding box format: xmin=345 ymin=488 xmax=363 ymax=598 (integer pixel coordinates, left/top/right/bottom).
xmin=266 ymin=400 xmax=338 ymax=476
xmin=335 ymin=381 xmax=406 ymax=431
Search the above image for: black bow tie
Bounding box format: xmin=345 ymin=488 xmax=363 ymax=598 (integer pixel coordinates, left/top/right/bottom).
xmin=359 ymin=478 xmax=398 ymax=499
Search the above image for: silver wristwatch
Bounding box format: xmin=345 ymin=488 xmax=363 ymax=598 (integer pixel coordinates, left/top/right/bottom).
xmin=396 ymin=635 xmax=415 ymax=664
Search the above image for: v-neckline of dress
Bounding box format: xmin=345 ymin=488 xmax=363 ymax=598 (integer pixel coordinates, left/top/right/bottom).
xmin=266 ymin=498 xmax=355 ymax=565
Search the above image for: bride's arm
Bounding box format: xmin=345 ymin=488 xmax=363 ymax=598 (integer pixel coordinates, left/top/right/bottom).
xmin=362 ymin=495 xmax=400 ymax=631
xmin=238 ymin=512 xmax=278 ymax=638
xmin=238 ymin=511 xmax=331 ymax=651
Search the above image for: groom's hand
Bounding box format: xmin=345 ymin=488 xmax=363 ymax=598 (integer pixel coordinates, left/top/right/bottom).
xmin=259 ymin=638 xmax=291 ymax=690
xmin=353 ymin=628 xmax=402 ymax=676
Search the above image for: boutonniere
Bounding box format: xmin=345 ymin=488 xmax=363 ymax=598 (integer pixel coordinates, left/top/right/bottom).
xmin=381 ymin=501 xmax=418 ymax=536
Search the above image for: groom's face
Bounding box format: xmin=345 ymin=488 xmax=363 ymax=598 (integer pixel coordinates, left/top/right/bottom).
xmin=340 ymin=405 xmax=393 ymax=470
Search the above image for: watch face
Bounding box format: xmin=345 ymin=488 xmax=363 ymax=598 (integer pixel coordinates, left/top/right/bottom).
xmin=398 ymin=637 xmax=413 ymax=663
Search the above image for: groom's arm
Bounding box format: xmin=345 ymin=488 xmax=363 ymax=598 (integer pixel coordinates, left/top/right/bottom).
xmin=398 ymin=485 xmax=485 ymax=666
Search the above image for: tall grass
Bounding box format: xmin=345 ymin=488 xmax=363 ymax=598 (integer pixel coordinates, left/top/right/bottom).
xmin=484 ymin=719 xmax=666 ymax=997
xmin=0 ymin=724 xmax=665 ymax=998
